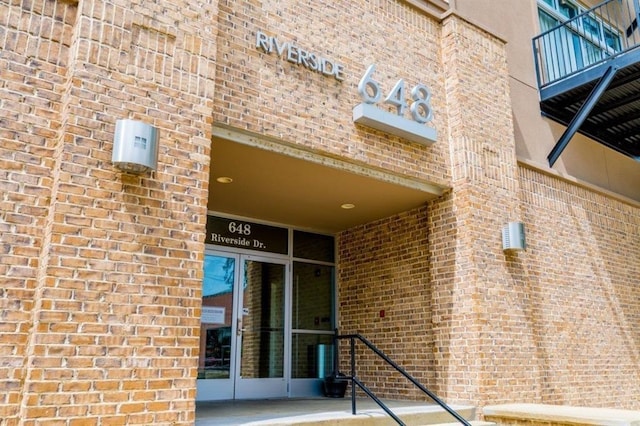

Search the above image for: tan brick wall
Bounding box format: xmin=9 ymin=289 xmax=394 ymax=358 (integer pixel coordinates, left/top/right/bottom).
xmin=431 ymin=14 xmax=531 ymax=407
xmin=212 ymin=0 xmax=451 ymax=185
xmin=338 ymin=206 xmax=436 ymax=399
xmin=0 ymin=1 xmax=77 ymax=422
xmin=1 ymin=0 xmax=217 ymax=424
xmin=339 ymin=12 xmax=639 ymax=412
xmin=515 ymin=165 xmax=640 ymax=409
xmin=3 ymin=0 xmax=639 ymax=423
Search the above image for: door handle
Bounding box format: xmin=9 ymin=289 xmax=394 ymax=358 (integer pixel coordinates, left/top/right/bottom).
xmin=237 ymin=318 xmax=247 ymax=336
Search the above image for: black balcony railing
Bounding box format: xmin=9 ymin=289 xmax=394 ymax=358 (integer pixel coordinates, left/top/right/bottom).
xmin=533 ymin=0 xmax=640 ymax=89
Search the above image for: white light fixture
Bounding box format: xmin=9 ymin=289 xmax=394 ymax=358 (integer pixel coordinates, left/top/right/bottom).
xmin=502 ymin=222 xmax=526 ymax=251
xmin=112 ymin=119 xmax=159 ymax=174
xmin=341 ymin=203 xmax=355 ymax=209
xmin=216 ymin=176 xmax=233 ymax=184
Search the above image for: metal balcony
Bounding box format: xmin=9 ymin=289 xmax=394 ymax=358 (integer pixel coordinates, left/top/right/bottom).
xmin=533 ymin=0 xmax=640 ymax=165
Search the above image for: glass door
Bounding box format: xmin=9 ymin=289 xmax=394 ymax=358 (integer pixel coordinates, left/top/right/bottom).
xmin=197 ymin=252 xmax=288 ymax=401
xmin=197 ymin=252 xmax=238 ymax=400
xmin=234 ymin=256 xmax=288 ymax=398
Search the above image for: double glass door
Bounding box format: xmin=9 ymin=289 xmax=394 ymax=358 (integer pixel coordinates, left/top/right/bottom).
xmin=197 ymin=253 xmax=287 ymax=400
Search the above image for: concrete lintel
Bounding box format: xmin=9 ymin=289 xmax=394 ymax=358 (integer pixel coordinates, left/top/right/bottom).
xmin=212 ymin=123 xmax=447 ymax=197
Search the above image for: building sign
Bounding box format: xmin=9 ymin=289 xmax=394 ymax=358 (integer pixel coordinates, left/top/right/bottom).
xmin=353 ymin=64 xmax=437 ymax=145
xmin=201 ymin=307 xmax=225 ymax=325
xmin=206 ymin=215 xmax=288 ymax=254
xmin=256 ymin=30 xmax=345 ymax=81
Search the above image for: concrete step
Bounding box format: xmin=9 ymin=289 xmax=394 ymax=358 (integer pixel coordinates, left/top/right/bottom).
xmin=483 ymin=403 xmax=640 ymax=425
xmin=430 ymin=423 xmax=495 ymax=426
xmin=243 ymin=404 xmax=482 ymax=425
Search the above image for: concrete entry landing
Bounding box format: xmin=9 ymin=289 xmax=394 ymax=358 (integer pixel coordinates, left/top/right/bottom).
xmin=195 ymin=398 xmax=475 ymax=425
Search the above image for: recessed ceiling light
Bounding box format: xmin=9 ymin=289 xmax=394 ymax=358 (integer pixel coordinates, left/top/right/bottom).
xmin=216 ymin=176 xmax=233 ymax=184
xmin=341 ymin=203 xmax=355 ymax=209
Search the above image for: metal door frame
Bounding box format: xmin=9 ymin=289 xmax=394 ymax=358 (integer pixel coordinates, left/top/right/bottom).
xmin=233 ymin=254 xmax=290 ymax=399
xmin=196 ymin=250 xmax=291 ymax=401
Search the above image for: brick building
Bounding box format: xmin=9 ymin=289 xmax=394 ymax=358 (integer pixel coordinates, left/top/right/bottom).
xmin=1 ymin=0 xmax=638 ymax=424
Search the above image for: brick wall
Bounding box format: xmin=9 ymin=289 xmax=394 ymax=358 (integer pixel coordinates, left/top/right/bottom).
xmin=339 ymin=180 xmax=639 ymax=410
xmin=337 ymin=11 xmax=640 ymax=409
xmin=338 ymin=12 xmax=638 ymax=411
xmin=1 ymin=0 xmax=78 ymax=422
xmin=432 ymin=14 xmax=530 ymax=407
xmin=338 ymin=206 xmax=436 ymax=399
xmin=212 ymin=0 xmax=450 ymax=185
xmin=515 ymin=165 xmax=640 ymax=408
xmin=3 ymin=0 xmax=639 ymax=422
xmin=0 ymin=0 xmax=217 ymax=424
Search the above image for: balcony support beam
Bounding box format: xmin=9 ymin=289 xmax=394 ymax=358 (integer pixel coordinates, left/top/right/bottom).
xmin=547 ymin=65 xmax=618 ymax=167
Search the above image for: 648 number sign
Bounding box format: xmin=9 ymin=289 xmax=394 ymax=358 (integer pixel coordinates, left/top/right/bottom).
xmin=228 ymin=221 xmax=251 ymax=235
xmin=357 ymin=64 xmax=433 ymax=124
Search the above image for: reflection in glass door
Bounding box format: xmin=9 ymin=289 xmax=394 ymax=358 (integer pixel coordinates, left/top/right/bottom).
xmin=197 ymin=253 xmax=288 ymax=401
xmin=197 ymin=253 xmax=237 ymax=401
xmin=234 ymin=257 xmax=288 ymax=399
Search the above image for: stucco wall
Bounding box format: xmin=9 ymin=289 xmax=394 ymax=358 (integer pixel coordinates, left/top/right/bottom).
xmin=452 ymin=0 xmax=640 ymax=201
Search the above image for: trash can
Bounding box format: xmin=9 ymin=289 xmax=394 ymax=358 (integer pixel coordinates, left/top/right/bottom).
xmin=316 ymin=344 xmax=334 ymax=379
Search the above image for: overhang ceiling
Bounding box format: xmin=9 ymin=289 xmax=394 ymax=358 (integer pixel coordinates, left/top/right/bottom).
xmin=208 ymin=135 xmax=444 ymax=234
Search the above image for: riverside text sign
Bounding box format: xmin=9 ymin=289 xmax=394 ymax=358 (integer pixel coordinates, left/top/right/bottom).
xmin=256 ymin=30 xmax=345 ymax=81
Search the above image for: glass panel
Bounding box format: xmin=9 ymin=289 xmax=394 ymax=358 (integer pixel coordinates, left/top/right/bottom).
xmin=240 ymin=260 xmax=285 ymax=379
xmin=582 ymin=15 xmax=601 ymax=39
xmin=558 ymin=1 xmax=578 ymax=18
xmin=583 ymin=40 xmax=604 ymax=65
xmin=199 ymin=255 xmax=235 ymax=379
xmin=539 ymin=9 xmax=559 ymax=32
xmin=292 ymin=262 xmax=334 ymax=331
xmin=539 ymin=10 xmax=568 ymax=80
xmin=293 ymin=230 xmax=335 ymax=262
xmin=604 ymin=28 xmax=621 ymax=51
xmin=291 ymin=334 xmax=334 ymax=379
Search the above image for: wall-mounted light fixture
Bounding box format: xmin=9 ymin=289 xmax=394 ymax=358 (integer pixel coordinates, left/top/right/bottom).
xmin=112 ymin=119 xmax=159 ymax=174
xmin=502 ymin=221 xmax=526 ymax=251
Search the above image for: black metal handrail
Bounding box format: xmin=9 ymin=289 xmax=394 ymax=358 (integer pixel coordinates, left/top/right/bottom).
xmin=533 ymin=0 xmax=640 ymax=88
xmin=334 ymin=333 xmax=472 ymax=426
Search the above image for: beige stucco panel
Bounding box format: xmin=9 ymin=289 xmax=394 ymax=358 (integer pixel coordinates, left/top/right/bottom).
xmin=511 ymin=78 xmax=611 ymax=188
xmin=511 ymin=78 xmax=640 ymax=200
xmin=454 ymin=0 xmax=640 ymax=202
xmin=452 ymin=0 xmax=539 ymax=87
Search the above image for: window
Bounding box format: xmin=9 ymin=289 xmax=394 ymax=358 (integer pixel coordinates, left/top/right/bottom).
xmin=291 ymin=231 xmax=336 ymax=379
xmin=537 ymin=0 xmax=622 ymax=82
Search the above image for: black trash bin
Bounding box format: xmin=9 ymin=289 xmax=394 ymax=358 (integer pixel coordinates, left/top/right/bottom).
xmin=323 ymin=373 xmax=348 ymax=398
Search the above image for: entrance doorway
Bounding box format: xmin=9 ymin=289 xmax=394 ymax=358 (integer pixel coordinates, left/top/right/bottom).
xmin=197 ymin=216 xmax=337 ymax=401
xmin=197 ymin=253 xmax=288 ymax=400
xmin=236 ymin=255 xmax=288 ymax=398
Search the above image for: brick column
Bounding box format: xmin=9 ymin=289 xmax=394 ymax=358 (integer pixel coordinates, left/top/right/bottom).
xmin=430 ymin=15 xmax=540 ymax=406
xmin=8 ymin=1 xmax=218 ymax=424
xmin=0 ymin=1 xmax=77 ymax=423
